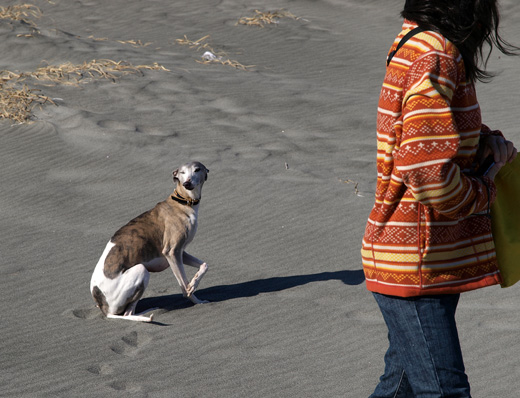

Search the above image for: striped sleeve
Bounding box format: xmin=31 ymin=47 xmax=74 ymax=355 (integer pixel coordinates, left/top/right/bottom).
xmin=394 ymin=50 xmax=493 ymax=218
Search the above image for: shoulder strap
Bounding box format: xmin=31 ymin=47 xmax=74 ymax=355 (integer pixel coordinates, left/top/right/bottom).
xmin=386 ymin=27 xmax=425 ymax=66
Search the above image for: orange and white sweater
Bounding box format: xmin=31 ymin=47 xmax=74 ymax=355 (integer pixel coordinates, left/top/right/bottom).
xmin=361 ymin=21 xmax=502 ymax=297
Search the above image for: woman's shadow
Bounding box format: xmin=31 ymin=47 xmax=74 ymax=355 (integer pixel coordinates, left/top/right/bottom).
xmin=138 ymin=269 xmax=365 ymax=313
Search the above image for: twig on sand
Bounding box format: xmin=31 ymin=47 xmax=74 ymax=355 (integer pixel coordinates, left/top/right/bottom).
xmin=341 ymin=178 xmax=364 ymax=197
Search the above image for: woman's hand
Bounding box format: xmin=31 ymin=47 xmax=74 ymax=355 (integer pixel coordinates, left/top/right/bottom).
xmin=478 ymin=135 xmax=517 ymax=180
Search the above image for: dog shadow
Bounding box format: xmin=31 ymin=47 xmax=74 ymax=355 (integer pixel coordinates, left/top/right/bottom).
xmin=137 ymin=269 xmax=365 ymax=314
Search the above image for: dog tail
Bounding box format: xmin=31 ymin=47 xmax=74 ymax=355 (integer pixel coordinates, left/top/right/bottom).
xmin=92 ymin=286 xmax=109 ymax=316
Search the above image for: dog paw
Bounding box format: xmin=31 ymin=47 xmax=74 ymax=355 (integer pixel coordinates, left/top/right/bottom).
xmin=187 ymin=278 xmax=202 ymax=294
xmin=185 ymin=284 xmax=195 ymax=296
xmin=188 ymin=293 xmax=209 ymax=305
xmin=187 ymin=263 xmax=208 ymax=293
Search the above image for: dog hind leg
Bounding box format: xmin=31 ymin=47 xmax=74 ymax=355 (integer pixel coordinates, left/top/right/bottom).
xmin=106 ymin=264 xmax=154 ymax=322
xmin=107 ymin=311 xmax=155 ymax=322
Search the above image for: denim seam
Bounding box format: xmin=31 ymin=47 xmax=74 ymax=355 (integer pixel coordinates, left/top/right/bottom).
xmin=393 ymin=370 xmax=407 ymax=398
xmin=412 ymin=299 xmax=444 ymax=397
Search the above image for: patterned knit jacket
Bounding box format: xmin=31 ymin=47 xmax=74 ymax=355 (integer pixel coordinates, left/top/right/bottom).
xmin=361 ymin=21 xmax=502 ymax=297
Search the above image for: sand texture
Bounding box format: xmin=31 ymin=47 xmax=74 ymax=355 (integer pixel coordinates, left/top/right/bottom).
xmin=2 ymin=0 xmax=520 ymax=396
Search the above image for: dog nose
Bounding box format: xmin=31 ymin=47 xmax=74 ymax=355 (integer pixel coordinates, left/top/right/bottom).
xmin=183 ymin=180 xmax=192 ymax=188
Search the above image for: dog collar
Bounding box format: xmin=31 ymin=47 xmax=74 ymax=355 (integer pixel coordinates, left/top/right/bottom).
xmin=171 ymin=191 xmax=200 ymax=207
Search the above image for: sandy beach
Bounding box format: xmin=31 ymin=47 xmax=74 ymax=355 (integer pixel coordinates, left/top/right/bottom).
xmin=1 ymin=0 xmax=520 ymax=396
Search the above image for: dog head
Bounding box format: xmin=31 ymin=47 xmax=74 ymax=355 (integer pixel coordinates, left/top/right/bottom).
xmin=172 ymin=161 xmax=209 ymax=198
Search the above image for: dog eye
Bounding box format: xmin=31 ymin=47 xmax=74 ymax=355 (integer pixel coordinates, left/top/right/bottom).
xmin=194 ymin=168 xmax=200 ymax=172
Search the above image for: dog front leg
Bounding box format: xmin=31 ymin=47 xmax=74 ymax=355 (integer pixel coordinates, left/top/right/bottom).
xmin=164 ymin=250 xmax=208 ymax=304
xmin=183 ymin=252 xmax=204 ymax=267
xmin=183 ymin=251 xmax=208 ymax=297
xmin=164 ymin=250 xmax=190 ymax=296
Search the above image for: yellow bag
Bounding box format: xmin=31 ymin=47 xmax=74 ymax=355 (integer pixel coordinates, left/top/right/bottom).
xmin=491 ymin=155 xmax=520 ymax=288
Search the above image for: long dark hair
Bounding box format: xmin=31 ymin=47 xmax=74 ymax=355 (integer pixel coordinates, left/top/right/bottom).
xmin=402 ymin=0 xmax=519 ymax=82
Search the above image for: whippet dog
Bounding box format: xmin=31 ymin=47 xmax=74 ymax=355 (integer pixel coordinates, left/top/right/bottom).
xmin=90 ymin=161 xmax=210 ymax=322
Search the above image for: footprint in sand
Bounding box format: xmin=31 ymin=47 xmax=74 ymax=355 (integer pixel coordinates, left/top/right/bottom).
xmin=63 ymin=307 xmax=103 ymax=320
xmin=107 ymin=380 xmax=127 ymax=391
xmin=97 ymin=119 xmax=137 ymax=132
xmin=87 ymin=332 xmax=151 ymax=395
xmin=109 ymin=331 xmax=152 ymax=356
xmin=106 ymin=380 xmax=146 ymax=395
xmin=106 ymin=332 xmax=152 ymax=394
xmin=86 ymin=363 xmax=114 ymax=376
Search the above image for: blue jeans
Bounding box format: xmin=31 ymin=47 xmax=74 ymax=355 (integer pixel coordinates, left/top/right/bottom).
xmin=370 ymin=293 xmax=471 ymax=398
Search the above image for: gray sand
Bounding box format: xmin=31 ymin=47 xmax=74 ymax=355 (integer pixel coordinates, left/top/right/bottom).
xmin=1 ymin=0 xmax=520 ymax=396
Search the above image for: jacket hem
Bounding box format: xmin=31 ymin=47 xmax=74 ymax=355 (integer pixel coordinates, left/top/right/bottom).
xmin=365 ymin=272 xmax=501 ymax=297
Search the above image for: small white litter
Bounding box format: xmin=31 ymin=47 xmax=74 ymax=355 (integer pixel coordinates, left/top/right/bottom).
xmin=202 ymin=51 xmax=218 ymax=61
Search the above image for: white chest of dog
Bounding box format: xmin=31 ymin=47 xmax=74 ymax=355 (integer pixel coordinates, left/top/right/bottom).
xmin=90 ymin=161 xmax=210 ymax=322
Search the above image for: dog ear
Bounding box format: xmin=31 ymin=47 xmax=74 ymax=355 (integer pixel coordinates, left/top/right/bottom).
xmin=204 ymin=167 xmax=209 ymax=181
xmin=172 ymin=169 xmax=179 ymax=182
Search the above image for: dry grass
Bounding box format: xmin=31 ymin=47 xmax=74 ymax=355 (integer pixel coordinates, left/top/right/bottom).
xmin=116 ymin=39 xmax=153 ymax=48
xmin=0 ymin=60 xmax=169 ymax=123
xmin=0 ymin=84 xmax=54 ymax=124
xmin=0 ymin=5 xmax=170 ymax=123
xmin=237 ymin=9 xmax=298 ymax=27
xmin=0 ymin=3 xmax=42 ymax=38
xmin=0 ymin=4 xmax=42 ymax=27
xmin=175 ymin=35 xmax=253 ymax=71
xmin=87 ymin=35 xmax=109 ymax=42
xmin=196 ymin=57 xmax=253 ymax=71
xmin=26 ymin=59 xmax=169 ymax=85
xmin=1 ymin=59 xmax=169 ymax=87
xmin=87 ymin=36 xmax=152 ymax=48
xmin=175 ymin=35 xmax=220 ymax=54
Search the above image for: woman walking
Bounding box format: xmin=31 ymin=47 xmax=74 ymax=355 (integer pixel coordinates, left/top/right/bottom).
xmin=361 ymin=1 xmax=518 ymax=396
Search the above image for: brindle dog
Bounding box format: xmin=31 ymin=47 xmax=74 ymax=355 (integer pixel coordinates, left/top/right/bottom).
xmin=90 ymin=161 xmax=209 ymax=322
